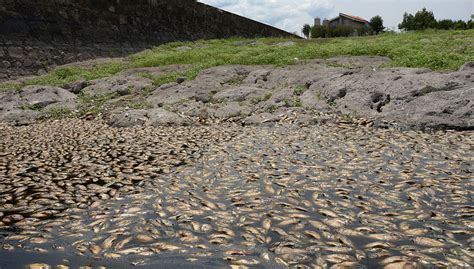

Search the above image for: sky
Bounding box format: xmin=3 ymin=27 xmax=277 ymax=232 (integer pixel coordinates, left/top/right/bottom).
xmin=199 ymin=0 xmax=474 ymax=34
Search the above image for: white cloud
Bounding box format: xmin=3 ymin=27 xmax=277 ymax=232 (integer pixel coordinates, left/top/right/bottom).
xmin=199 ymin=0 xmax=473 ymax=34
xmin=199 ymin=0 xmax=333 ymax=35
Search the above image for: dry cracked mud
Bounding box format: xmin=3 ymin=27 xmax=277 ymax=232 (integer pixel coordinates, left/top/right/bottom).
xmin=0 ymin=119 xmax=473 ymax=269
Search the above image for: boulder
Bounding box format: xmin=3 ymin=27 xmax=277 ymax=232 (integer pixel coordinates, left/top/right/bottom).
xmin=82 ymin=76 xmax=153 ymax=96
xmin=213 ymin=86 xmax=269 ymax=103
xmin=0 ymin=109 xmax=41 ymax=125
xmin=147 ymin=108 xmax=191 ymax=127
xmin=213 ymin=102 xmax=253 ymax=119
xmin=18 ymin=85 xmax=78 ymax=110
xmin=108 ymin=108 xmax=191 ymax=128
xmin=63 ymin=79 xmax=90 ymax=94
xmin=243 ymin=113 xmax=280 ymax=126
xmin=459 ymin=61 xmax=474 ymax=72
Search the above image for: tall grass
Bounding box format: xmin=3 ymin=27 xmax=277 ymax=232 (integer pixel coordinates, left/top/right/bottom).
xmin=1 ymin=30 xmax=472 ymax=90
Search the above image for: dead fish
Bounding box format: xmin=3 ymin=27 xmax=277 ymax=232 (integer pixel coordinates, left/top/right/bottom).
xmin=114 ymin=236 xmax=133 ymax=250
xmin=90 ymin=244 xmax=102 ymax=255
xmin=413 ymin=237 xmax=444 ymax=247
xmin=27 ymin=264 xmax=51 ymax=269
xmin=104 ymin=252 xmax=121 ymax=259
xmin=262 ymin=218 xmax=272 ymax=230
xmin=136 ymin=234 xmax=154 ymax=243
xmin=102 ymin=234 xmax=118 ymax=249
xmin=404 ymin=228 xmax=427 ymax=236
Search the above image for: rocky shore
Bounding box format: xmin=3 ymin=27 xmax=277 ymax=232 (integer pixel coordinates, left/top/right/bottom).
xmin=1 ymin=57 xmax=473 ymax=131
xmin=0 ymin=57 xmax=473 ymax=268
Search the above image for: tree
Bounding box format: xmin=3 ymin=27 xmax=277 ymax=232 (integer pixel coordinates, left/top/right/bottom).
xmin=453 ymin=20 xmax=467 ymax=30
xmin=302 ymin=24 xmax=311 ymax=39
xmin=468 ymin=20 xmax=474 ymax=29
xmin=412 ymin=8 xmax=437 ymax=30
xmin=437 ymin=19 xmax=455 ymax=30
xmin=310 ymin=25 xmax=327 ymax=38
xmin=399 ymin=8 xmax=437 ymax=31
xmin=399 ymin=12 xmax=415 ymax=31
xmin=369 ymin=16 xmax=384 ymax=34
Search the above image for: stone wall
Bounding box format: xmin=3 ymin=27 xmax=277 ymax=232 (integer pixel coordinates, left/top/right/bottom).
xmin=0 ymin=0 xmax=295 ymax=80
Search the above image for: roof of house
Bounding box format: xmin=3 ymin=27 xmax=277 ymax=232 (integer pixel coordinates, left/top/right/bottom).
xmin=329 ymin=13 xmax=369 ymax=24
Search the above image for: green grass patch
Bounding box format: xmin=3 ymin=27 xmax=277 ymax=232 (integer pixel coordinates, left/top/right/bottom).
xmin=293 ymin=85 xmax=307 ymax=96
xmin=44 ymin=107 xmax=74 ymax=119
xmin=1 ymin=30 xmax=472 ymax=90
xmin=77 ymin=93 xmax=118 ymax=116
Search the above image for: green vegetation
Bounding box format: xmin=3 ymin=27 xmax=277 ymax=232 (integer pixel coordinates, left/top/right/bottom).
xmin=311 ymin=25 xmax=372 ymax=38
xmin=369 ymin=16 xmax=385 ymax=35
xmin=399 ymin=8 xmax=474 ymax=31
xmin=45 ymin=107 xmax=74 ymax=119
xmin=78 ymin=93 xmax=118 ymax=117
xmin=293 ymin=85 xmax=307 ymax=96
xmin=1 ymin=30 xmax=472 ymax=90
xmin=302 ymin=24 xmax=311 ymax=39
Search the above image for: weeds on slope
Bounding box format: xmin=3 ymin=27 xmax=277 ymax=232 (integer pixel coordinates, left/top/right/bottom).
xmin=1 ymin=30 xmax=472 ymax=90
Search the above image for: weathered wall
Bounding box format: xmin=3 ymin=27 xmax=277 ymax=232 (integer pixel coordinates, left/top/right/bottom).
xmin=0 ymin=0 xmax=295 ymax=80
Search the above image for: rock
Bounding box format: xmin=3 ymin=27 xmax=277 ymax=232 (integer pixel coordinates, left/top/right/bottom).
xmin=63 ymin=79 xmax=90 ymax=94
xmin=116 ymin=86 xmax=131 ymax=96
xmin=82 ymin=76 xmax=153 ymax=96
xmin=300 ymin=91 xmax=333 ymax=111
xmin=18 ymin=85 xmax=78 ymax=110
xmin=384 ymin=88 xmax=474 ymax=130
xmin=148 ymin=83 xmax=194 ymax=107
xmin=147 ymin=108 xmax=191 ymax=127
xmin=108 ymin=108 xmax=190 ymax=128
xmin=107 ymin=109 xmax=148 ymax=127
xmin=459 ymin=61 xmax=474 ymax=72
xmin=0 ymin=89 xmax=21 ymax=112
xmin=326 ymin=56 xmax=391 ymax=69
xmin=0 ymin=109 xmax=42 ymax=125
xmin=244 ymin=69 xmax=271 ymax=84
xmin=243 ymin=113 xmax=280 ymax=125
xmin=176 ymin=77 xmax=186 ymax=84
xmin=213 ymin=102 xmax=253 ymax=119
xmin=213 ymin=86 xmax=269 ymax=103
xmin=2 ymin=60 xmax=11 ymax=68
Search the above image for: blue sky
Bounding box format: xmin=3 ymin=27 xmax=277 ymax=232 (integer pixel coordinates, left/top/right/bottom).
xmin=199 ymin=0 xmax=473 ymax=34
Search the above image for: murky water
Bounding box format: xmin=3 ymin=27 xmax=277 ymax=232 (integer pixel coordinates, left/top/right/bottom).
xmin=1 ymin=120 xmax=473 ymax=268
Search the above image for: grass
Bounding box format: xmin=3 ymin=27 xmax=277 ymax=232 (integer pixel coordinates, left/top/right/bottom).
xmin=1 ymin=30 xmax=472 ymax=90
xmin=293 ymin=85 xmax=307 ymax=96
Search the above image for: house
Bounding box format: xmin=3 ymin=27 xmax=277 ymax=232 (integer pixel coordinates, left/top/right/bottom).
xmin=315 ymin=13 xmax=370 ymax=28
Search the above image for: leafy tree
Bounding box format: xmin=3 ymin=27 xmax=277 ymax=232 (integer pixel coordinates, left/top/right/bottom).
xmin=357 ymin=25 xmax=373 ymax=36
xmin=310 ymin=25 xmax=327 ymax=38
xmin=302 ymin=24 xmax=311 ymax=39
xmin=399 ymin=12 xmax=415 ymax=31
xmin=437 ymin=19 xmax=455 ymax=30
xmin=413 ymin=8 xmax=437 ymax=30
xmin=399 ymin=8 xmax=436 ymax=31
xmin=468 ymin=20 xmax=474 ymax=29
xmin=369 ymin=15 xmax=384 ymax=34
xmin=453 ymin=20 xmax=467 ymax=30
xmin=331 ymin=25 xmax=353 ymax=37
